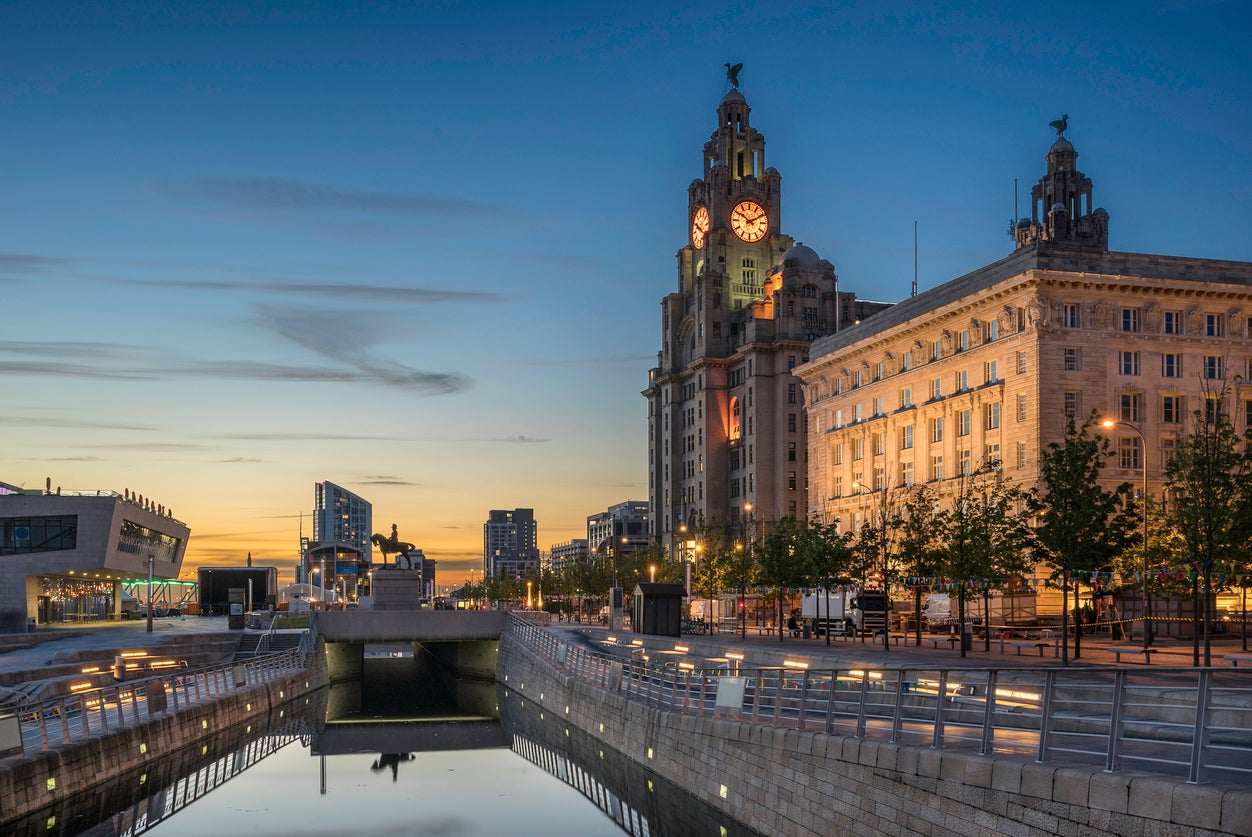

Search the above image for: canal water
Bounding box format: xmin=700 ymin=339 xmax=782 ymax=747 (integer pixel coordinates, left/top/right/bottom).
xmin=8 ymin=654 xmax=761 ymax=836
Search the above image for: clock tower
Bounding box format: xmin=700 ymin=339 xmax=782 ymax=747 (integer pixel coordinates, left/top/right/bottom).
xmin=646 ymin=74 xmax=872 ymax=560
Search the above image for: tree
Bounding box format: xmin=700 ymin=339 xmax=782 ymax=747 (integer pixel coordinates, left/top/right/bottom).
xmin=1164 ymin=385 xmax=1252 ymax=666
xmin=1035 ymin=415 xmax=1136 ymax=663
xmin=935 ymin=462 xmax=1036 ymax=658
xmin=893 ymin=484 xmax=945 ymax=647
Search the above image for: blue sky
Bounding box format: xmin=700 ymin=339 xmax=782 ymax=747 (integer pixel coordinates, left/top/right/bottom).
xmin=4 ymin=1 xmax=1250 ymax=584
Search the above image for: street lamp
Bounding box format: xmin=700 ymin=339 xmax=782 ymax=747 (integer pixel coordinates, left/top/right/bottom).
xmin=1101 ymin=418 xmax=1151 ymax=650
xmin=527 ymin=580 xmax=533 ymax=609
xmin=649 ymin=564 xmax=657 ymax=583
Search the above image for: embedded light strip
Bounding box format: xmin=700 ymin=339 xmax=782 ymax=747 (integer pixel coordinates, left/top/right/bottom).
xmin=782 ymin=659 xmax=810 ymax=669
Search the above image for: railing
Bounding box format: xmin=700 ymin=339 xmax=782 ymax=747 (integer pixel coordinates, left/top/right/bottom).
xmin=8 ymin=633 xmax=313 ymax=755
xmin=507 ymin=617 xmax=1252 ymax=785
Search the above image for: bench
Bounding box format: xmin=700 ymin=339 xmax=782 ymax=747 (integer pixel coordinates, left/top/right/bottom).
xmin=1009 ymin=640 xmax=1050 ymax=657
xmin=1109 ymin=646 xmax=1155 ymax=664
xmin=1224 ymin=653 xmax=1252 ymax=667
xmin=924 ymin=636 xmax=961 ymax=650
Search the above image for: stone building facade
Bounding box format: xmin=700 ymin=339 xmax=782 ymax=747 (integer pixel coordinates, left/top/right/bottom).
xmin=644 ymin=84 xmax=887 ymax=553
xmin=796 ymin=135 xmax=1252 ymax=553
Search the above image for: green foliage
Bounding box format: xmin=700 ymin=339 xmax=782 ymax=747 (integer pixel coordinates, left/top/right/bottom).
xmin=1035 ymin=415 xmax=1137 ymax=577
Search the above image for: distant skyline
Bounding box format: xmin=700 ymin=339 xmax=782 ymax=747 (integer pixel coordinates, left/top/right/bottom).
xmin=4 ymin=2 xmax=1250 ymax=585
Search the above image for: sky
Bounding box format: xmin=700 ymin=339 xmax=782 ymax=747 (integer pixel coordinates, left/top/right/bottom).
xmin=4 ymin=1 xmax=1250 ymax=587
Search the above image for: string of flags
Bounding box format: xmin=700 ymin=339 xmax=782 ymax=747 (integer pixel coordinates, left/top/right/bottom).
xmin=741 ymin=568 xmax=1251 ymax=596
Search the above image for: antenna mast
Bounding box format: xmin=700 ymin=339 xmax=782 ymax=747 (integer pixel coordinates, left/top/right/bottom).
xmin=912 ymin=220 xmax=918 ymax=297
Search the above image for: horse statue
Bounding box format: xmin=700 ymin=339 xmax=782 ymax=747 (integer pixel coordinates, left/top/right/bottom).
xmin=371 ymin=524 xmax=417 ymax=569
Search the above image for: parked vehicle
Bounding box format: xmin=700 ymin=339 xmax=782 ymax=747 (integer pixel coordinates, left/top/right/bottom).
xmin=922 ymin=592 xmax=1037 ymax=631
xmin=801 ymin=589 xmax=889 ymax=636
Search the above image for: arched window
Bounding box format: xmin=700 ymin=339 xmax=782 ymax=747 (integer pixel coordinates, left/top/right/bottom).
xmin=729 ymin=397 xmax=742 ymax=441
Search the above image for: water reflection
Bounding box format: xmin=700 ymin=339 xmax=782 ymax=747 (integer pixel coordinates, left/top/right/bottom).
xmin=4 ymin=673 xmax=759 ymax=836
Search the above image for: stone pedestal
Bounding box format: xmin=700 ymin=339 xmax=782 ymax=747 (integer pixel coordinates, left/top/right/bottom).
xmin=371 ymin=568 xmax=423 ymax=610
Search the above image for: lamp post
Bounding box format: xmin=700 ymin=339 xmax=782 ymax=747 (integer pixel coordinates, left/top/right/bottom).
xmin=739 ymin=502 xmax=753 ymax=641
xmin=311 ymin=568 xmax=320 ymax=609
xmin=146 ymin=554 xmax=154 ymax=634
xmin=649 ymin=564 xmax=657 ymax=583
xmin=526 ymin=580 xmax=533 ymax=610
xmin=1101 ymin=419 xmax=1151 ymax=649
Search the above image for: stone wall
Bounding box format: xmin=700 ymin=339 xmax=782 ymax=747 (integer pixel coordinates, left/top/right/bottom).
xmin=499 ymin=633 xmax=1252 ymax=837
xmin=0 ymin=657 xmax=327 ymax=823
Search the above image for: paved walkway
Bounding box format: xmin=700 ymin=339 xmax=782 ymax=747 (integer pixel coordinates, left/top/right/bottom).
xmin=549 ymin=619 xmax=1252 ymax=670
xmin=0 ymin=616 xmax=239 ymax=680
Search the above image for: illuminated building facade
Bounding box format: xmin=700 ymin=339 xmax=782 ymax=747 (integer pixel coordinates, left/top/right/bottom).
xmin=797 ymin=134 xmax=1252 ymax=546
xmin=484 ymin=508 xmax=539 ymax=579
xmin=644 ymin=84 xmax=888 ymax=550
xmin=0 ymin=481 xmax=190 ymax=631
xmin=312 ymin=481 xmax=372 ymax=563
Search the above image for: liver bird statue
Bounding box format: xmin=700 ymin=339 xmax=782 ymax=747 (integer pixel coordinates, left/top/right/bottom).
xmin=1049 ymin=114 xmax=1069 ymax=137
xmin=725 ymin=62 xmax=743 ymax=89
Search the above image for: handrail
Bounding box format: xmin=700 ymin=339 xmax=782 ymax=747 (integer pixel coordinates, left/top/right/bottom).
xmin=10 ymin=643 xmax=312 ymax=755
xmin=505 ymin=615 xmax=1252 ymax=785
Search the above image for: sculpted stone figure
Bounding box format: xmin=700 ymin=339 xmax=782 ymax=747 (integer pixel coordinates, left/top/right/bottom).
xmin=371 ymin=523 xmax=418 ymax=570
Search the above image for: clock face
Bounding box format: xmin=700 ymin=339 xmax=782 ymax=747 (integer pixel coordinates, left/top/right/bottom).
xmin=691 ymin=206 xmax=709 ymax=249
xmin=730 ymin=200 xmax=769 ymax=242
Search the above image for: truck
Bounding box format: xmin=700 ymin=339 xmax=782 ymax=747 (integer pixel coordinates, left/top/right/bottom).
xmin=922 ymin=592 xmax=1038 ymax=631
xmin=800 ymin=589 xmax=889 ymax=636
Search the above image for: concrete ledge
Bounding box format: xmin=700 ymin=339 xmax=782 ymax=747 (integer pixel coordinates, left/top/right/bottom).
xmin=1053 ymin=765 xmax=1096 ymax=806
xmin=1172 ymin=782 xmax=1225 ymax=830
xmin=1018 ymin=761 xmax=1056 ymax=799
xmin=1087 ymin=770 xmax=1130 ymax=814
xmin=1221 ymin=789 xmax=1252 ymax=836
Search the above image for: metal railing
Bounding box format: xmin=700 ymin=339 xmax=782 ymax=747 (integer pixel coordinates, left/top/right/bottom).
xmin=7 ymin=632 xmax=313 ymax=755
xmin=508 ymin=617 xmax=1252 ymax=785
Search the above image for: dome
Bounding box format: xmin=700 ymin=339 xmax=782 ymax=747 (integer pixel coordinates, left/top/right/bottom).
xmin=779 ymin=242 xmax=821 ymax=268
xmin=722 ymin=89 xmax=746 ymax=105
xmin=1049 ymin=137 xmax=1075 ymax=154
xmin=1051 ymin=202 xmax=1067 ymax=213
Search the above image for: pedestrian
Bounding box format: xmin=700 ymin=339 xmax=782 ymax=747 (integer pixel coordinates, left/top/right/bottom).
xmin=787 ymin=612 xmax=800 ymax=638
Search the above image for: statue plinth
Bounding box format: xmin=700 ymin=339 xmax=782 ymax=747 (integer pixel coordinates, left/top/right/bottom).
xmin=371 ymin=567 xmax=424 ymax=610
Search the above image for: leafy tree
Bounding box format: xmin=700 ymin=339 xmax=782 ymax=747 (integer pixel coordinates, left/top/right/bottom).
xmin=1034 ymin=415 xmax=1136 ymax=662
xmin=893 ymin=484 xmax=945 ymax=646
xmin=688 ymin=515 xmax=733 ymax=632
xmin=1164 ymin=385 xmax=1252 ymax=665
xmin=935 ymin=463 xmax=1036 ymax=658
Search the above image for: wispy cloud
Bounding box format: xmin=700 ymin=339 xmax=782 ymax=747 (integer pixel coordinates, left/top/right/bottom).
xmin=0 ymin=414 xmax=155 ymax=431
xmin=121 ymin=276 xmax=510 ymax=305
xmin=254 ymin=304 xmax=470 ymax=394
xmin=358 ymin=476 xmax=418 ymax=486
xmin=217 ymin=457 xmax=266 ymax=463
xmin=0 ymin=253 xmax=74 ymax=275
xmin=509 ymin=354 xmax=652 ymax=366
xmin=158 ymin=176 xmax=502 ymax=218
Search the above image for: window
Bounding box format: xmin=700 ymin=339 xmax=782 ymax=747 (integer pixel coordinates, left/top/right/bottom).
xmin=1120 ymin=393 xmax=1142 ymax=423
xmin=957 ymin=409 xmax=971 ymax=437
xmin=1119 ymin=437 xmax=1142 ymax=470
xmin=1063 ymin=304 xmax=1081 ymax=328
xmin=787 ymin=383 xmax=796 ymax=404
xmin=931 ymin=417 xmax=944 ymax=443
xmin=1064 ymin=348 xmax=1081 ymax=371
xmin=984 ymin=402 xmax=1001 ymax=429
xmin=902 ymin=351 xmax=912 ymax=371
xmin=1016 ymin=441 xmax=1027 ymax=470
xmin=930 ymin=455 xmax=944 ymax=482
xmin=901 ymin=461 xmax=914 ymax=486
xmin=931 ymin=378 xmax=942 ymax=399
xmin=1206 ymin=314 xmax=1225 ymax=337
xmin=873 ymin=467 xmax=885 ymax=491
xmin=833 ymin=443 xmax=843 ymax=465
xmin=1017 ymin=351 xmax=1027 ymax=374
xmin=1017 ymin=394 xmax=1027 ymax=422
xmin=873 ymin=397 xmax=884 ymax=416
xmin=875 ymin=361 xmax=885 ymax=381
xmin=852 ymin=438 xmax=864 ymax=460
xmin=788 ymin=471 xmax=797 ymax=490
xmin=955 ymin=370 xmax=968 ymax=391
xmin=1163 ymin=310 xmax=1181 ymax=335
xmin=788 ymin=441 xmax=797 ymax=462
xmin=873 ymin=432 xmax=885 ymax=456
xmin=958 ymin=331 xmax=969 ymax=352
xmin=1121 ymin=308 xmax=1140 ymax=332
xmin=788 ymin=355 xmax=796 ymax=370
xmin=985 ymin=442 xmax=1001 ymax=470
xmin=959 ymin=449 xmax=972 ymax=475
xmin=854 ymin=370 xmax=863 ymax=388
xmin=834 ymin=409 xmax=843 ymax=428
xmin=1205 ymin=355 xmax=1224 ymax=380
xmin=1064 ymin=391 xmax=1082 ymax=420
xmin=833 ymin=475 xmax=843 ymax=497
xmin=984 ymin=360 xmax=998 ymax=383
xmin=1162 ymin=353 xmax=1182 ymax=378
xmin=1162 ymin=395 xmax=1184 ymax=424
xmin=852 ymin=404 xmax=863 ymax=422
xmin=1205 ymin=398 xmax=1223 ymax=424
xmin=900 ymin=425 xmax=914 ymax=450
xmin=1119 ymin=351 xmax=1140 ymax=376
xmin=987 ymin=320 xmax=999 ymax=342
xmin=1247 ymin=400 xmax=1252 ymax=428
xmin=900 ymin=388 xmax=912 ymax=409
xmin=932 ymin=340 xmax=942 ymax=361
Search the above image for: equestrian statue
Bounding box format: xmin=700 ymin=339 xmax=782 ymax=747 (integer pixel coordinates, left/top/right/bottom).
xmin=371 ymin=523 xmax=418 ymax=569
